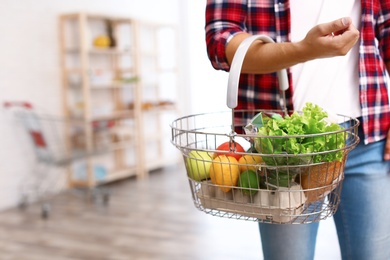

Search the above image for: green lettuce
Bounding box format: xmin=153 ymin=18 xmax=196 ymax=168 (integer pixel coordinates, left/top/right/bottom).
xmin=254 ymin=103 xmax=345 ymax=166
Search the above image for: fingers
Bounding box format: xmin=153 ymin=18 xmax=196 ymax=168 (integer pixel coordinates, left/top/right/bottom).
xmin=318 ymin=17 xmax=353 ymax=36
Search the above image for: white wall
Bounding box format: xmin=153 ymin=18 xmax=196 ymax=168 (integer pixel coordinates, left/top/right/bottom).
xmin=0 ymin=1 xmax=180 ymax=111
xmin=0 ymin=0 xmax=182 ymax=210
xmin=186 ymin=1 xmax=229 ymax=114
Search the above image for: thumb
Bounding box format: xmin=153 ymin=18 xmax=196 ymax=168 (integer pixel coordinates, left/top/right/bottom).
xmin=340 ymin=17 xmax=352 ymax=27
xmin=321 ymin=17 xmax=352 ymax=35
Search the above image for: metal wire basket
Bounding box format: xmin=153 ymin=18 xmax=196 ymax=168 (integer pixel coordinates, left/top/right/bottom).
xmin=170 ymin=35 xmax=360 ymax=224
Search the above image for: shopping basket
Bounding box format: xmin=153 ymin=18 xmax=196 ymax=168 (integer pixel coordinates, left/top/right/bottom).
xmin=170 ymin=35 xmax=360 ymax=224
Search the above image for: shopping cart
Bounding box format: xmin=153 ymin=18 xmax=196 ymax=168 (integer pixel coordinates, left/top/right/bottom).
xmin=170 ymin=35 xmax=360 ymax=224
xmin=3 ymin=101 xmax=110 ymax=219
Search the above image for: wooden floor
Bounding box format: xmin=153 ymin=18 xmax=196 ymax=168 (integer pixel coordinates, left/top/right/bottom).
xmin=0 ymin=163 xmax=262 ymax=260
xmin=0 ymin=163 xmax=340 ymax=260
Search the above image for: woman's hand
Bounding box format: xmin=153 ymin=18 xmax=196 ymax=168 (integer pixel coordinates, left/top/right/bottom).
xmin=300 ymin=17 xmax=360 ymax=60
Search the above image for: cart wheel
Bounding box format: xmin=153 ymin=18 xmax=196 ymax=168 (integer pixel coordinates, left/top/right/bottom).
xmin=18 ymin=196 xmax=28 ymax=210
xmin=92 ymin=190 xmax=99 ymax=203
xmin=102 ymin=191 xmax=110 ymax=206
xmin=92 ymin=187 xmax=110 ymax=206
xmin=41 ymin=203 xmax=50 ymax=219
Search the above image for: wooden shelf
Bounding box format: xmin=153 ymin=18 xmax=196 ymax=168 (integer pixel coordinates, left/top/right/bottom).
xmin=91 ymin=110 xmax=135 ymax=122
xmin=65 ymin=48 xmax=132 ymax=55
xmin=89 ymin=48 xmax=132 ymax=55
xmin=68 ymin=80 xmax=138 ymax=90
xmin=69 ymin=166 xmax=138 ymax=187
xmin=68 ymin=110 xmax=135 ymax=122
xmin=99 ymin=167 xmax=138 ymax=184
xmin=90 ymin=80 xmax=138 ymax=89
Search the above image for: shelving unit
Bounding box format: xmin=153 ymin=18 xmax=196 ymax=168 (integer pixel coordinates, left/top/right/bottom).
xmin=59 ymin=13 xmax=145 ymax=188
xmin=59 ymin=13 xmax=180 ymax=188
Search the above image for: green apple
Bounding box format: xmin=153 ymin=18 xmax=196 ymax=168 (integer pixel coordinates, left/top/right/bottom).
xmin=186 ymin=150 xmax=213 ymax=181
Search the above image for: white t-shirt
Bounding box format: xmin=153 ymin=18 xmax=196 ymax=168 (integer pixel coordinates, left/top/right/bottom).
xmin=290 ymin=0 xmax=362 ymax=118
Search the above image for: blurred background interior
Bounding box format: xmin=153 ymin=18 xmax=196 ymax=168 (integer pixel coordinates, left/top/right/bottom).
xmin=0 ymin=0 xmax=340 ymax=259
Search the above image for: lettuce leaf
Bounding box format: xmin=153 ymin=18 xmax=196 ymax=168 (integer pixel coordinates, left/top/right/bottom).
xmin=255 ymin=103 xmax=345 ymax=166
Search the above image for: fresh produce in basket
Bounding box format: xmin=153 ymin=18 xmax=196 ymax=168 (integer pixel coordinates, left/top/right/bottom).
xmin=213 ymin=141 xmax=245 ymax=160
xmin=254 ymin=103 xmax=346 ymax=189
xmin=237 ymin=169 xmax=260 ymax=195
xmin=238 ymin=154 xmax=263 ymax=172
xmin=186 ymin=150 xmax=213 ymax=181
xmin=255 ymin=102 xmax=345 ymax=165
xmin=210 ymin=155 xmax=240 ymax=192
xmin=265 ymin=169 xmax=295 ymax=188
xmin=298 ymin=158 xmax=345 ymax=202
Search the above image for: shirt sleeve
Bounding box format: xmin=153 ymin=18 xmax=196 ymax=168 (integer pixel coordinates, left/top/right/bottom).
xmin=378 ymin=1 xmax=390 ymax=62
xmin=205 ymin=0 xmax=248 ymax=71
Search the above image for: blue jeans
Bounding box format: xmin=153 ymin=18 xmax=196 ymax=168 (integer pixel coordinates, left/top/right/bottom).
xmin=259 ymin=123 xmax=390 ymax=260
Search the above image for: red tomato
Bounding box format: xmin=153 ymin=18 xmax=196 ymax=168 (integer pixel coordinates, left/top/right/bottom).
xmin=214 ymin=141 xmax=245 ymax=160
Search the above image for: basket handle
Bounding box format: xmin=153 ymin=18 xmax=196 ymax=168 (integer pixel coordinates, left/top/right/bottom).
xmin=226 ymin=35 xmax=289 ymax=109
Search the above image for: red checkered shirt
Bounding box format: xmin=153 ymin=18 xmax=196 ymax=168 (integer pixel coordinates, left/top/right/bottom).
xmin=205 ymin=0 xmax=390 ymax=144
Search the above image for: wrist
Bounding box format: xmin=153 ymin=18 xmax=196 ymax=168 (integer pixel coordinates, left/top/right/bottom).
xmin=291 ymin=41 xmax=313 ymax=63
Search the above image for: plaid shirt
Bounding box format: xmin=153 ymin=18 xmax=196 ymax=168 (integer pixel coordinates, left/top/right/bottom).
xmin=205 ymin=0 xmax=390 ymax=144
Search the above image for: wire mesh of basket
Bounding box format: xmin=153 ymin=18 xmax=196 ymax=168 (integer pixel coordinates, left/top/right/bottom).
xmin=170 ymin=35 xmax=360 ymax=224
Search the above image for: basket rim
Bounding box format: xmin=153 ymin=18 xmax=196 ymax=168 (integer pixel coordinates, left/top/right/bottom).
xmin=170 ymin=109 xmax=360 ymax=138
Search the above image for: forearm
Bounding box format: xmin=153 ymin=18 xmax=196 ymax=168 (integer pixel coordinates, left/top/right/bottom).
xmin=226 ymin=33 xmax=309 ymax=74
